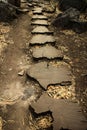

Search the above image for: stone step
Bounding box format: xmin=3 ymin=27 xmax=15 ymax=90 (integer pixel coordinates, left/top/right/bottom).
xmin=32 ymin=15 xmax=48 ymax=20
xmin=33 ymin=7 xmax=42 ymax=11
xmin=33 ymin=8 xmax=43 ymax=14
xmin=27 ymin=62 xmax=72 ymax=89
xmin=31 ymin=92 xmax=87 ymax=130
xmin=31 ymin=20 xmax=48 ymax=26
xmin=30 ymin=35 xmax=55 ymax=45
xmin=32 ymin=45 xmax=63 ymax=60
xmin=31 ymin=26 xmax=53 ymax=34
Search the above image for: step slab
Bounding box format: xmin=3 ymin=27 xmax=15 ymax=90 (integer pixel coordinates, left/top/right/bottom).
xmin=27 ymin=62 xmax=72 ymax=89
xmin=31 ymin=26 xmax=53 ymax=34
xmin=33 ymin=7 xmax=43 ymax=14
xmin=30 ymin=35 xmax=55 ymax=45
xmin=31 ymin=20 xmax=48 ymax=26
xmin=31 ymin=93 xmax=87 ymax=130
xmin=32 ymin=15 xmax=48 ymax=20
xmin=32 ymin=45 xmax=63 ymax=60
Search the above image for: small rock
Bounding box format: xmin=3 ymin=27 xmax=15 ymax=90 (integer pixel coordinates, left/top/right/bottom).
xmin=27 ymin=3 xmax=33 ymax=7
xmin=9 ymin=68 xmax=12 ymax=71
xmin=18 ymin=70 xmax=25 ymax=76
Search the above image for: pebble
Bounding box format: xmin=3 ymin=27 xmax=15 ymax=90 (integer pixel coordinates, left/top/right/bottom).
xmin=18 ymin=70 xmax=25 ymax=76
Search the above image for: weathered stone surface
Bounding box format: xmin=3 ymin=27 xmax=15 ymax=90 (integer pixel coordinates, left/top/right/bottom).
xmin=32 ymin=45 xmax=63 ymax=59
xmin=27 ymin=62 xmax=71 ymax=89
xmin=32 ymin=15 xmax=48 ymax=20
xmin=52 ymin=8 xmax=87 ymax=33
xmin=52 ymin=8 xmax=80 ymax=28
xmin=31 ymin=20 xmax=48 ymax=26
xmin=58 ymin=0 xmax=87 ymax=11
xmin=33 ymin=7 xmax=42 ymax=14
xmin=18 ymin=70 xmax=25 ymax=76
xmin=31 ymin=92 xmax=87 ymax=130
xmin=30 ymin=35 xmax=55 ymax=45
xmin=0 ymin=2 xmax=15 ymax=21
xmin=31 ymin=26 xmax=53 ymax=34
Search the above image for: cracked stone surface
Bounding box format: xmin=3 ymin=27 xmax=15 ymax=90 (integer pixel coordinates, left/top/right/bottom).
xmin=30 ymin=35 xmax=55 ymax=45
xmin=31 ymin=26 xmax=53 ymax=34
xmin=32 ymin=15 xmax=48 ymax=20
xmin=31 ymin=20 xmax=48 ymax=26
xmin=27 ymin=62 xmax=72 ymax=89
xmin=31 ymin=92 xmax=87 ymax=130
xmin=32 ymin=45 xmax=63 ymax=60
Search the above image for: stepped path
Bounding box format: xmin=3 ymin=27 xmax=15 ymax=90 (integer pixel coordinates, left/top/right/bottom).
xmin=0 ymin=0 xmax=87 ymax=130
xmin=26 ymin=0 xmax=87 ymax=130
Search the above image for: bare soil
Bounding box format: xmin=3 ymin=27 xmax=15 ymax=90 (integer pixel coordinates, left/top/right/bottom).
xmin=0 ymin=13 xmax=33 ymax=130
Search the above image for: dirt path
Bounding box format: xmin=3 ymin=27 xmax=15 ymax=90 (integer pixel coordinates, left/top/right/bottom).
xmin=0 ymin=14 xmax=30 ymax=94
xmin=0 ymin=13 xmax=33 ymax=130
